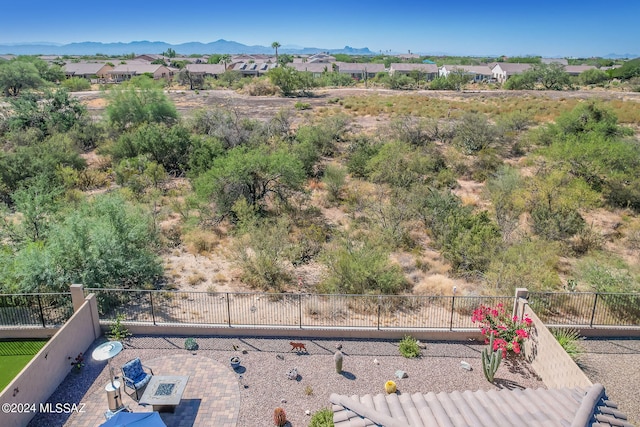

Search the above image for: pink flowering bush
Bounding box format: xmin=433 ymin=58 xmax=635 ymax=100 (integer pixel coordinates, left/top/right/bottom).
xmin=472 ymin=303 xmax=533 ymax=358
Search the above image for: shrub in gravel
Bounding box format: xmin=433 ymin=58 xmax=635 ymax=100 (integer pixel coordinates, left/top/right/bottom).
xmin=309 ymin=408 xmax=334 ymax=427
xmin=399 ymin=335 xmax=420 ymax=358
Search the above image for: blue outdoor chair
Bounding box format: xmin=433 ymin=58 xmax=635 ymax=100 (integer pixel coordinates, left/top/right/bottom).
xmin=121 ymin=358 xmax=154 ymax=400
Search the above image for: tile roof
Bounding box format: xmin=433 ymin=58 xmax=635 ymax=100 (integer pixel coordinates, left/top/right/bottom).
xmin=185 ymin=63 xmax=226 ymax=74
xmin=390 ymin=63 xmax=439 ymax=73
xmin=491 ymin=63 xmax=532 ymax=73
xmin=331 ymin=383 xmax=633 ymax=427
xmin=64 ymin=62 xmax=112 ymax=75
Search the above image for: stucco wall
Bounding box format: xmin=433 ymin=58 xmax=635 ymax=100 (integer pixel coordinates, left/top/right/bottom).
xmin=520 ymin=299 xmax=593 ymax=389
xmin=0 ymin=294 xmax=100 ymax=427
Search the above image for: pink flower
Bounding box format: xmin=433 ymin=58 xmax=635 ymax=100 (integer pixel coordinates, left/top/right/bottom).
xmin=512 ymin=342 xmax=521 ymax=354
xmin=524 ymin=317 xmax=533 ymax=326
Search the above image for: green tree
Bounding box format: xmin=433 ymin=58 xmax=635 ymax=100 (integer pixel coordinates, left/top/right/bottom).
xmin=453 ymin=112 xmax=497 ymax=154
xmin=0 ymin=60 xmax=43 ymax=96
xmin=503 ymin=71 xmax=537 ymax=90
xmin=163 ymin=48 xmax=177 ymax=58
xmin=267 ymin=66 xmax=314 ymax=96
xmin=1 ymin=193 xmax=162 ymax=293
xmin=106 ymin=85 xmax=178 ymax=129
xmin=194 ymin=145 xmax=305 ymax=217
xmin=579 ymin=68 xmax=609 ymax=85
xmin=219 ymin=54 xmax=232 ymax=71
xmin=535 ymin=63 xmax=571 ymax=90
xmin=7 ymin=89 xmax=87 ymax=135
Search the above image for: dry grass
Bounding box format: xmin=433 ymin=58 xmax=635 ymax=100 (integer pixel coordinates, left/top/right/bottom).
xmin=183 ymin=229 xmax=221 ymax=255
xmin=413 ymin=274 xmax=457 ymax=296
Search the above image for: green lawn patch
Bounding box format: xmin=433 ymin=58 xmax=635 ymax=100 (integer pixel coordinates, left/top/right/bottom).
xmin=0 ymin=340 xmax=48 ymax=392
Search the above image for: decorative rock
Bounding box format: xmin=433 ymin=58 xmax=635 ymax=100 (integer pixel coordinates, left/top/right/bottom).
xmin=276 ymin=354 xmax=284 ymax=360
xmin=281 ymin=398 xmax=286 ymax=404
xmin=305 ymin=410 xmax=311 ymax=416
xmin=335 ymin=343 xmax=342 ymax=350
xmin=416 ymin=340 xmax=427 ymax=349
xmin=286 ymin=367 xmax=298 ymax=380
xmin=373 ymin=358 xmax=379 ymax=365
xmin=460 ymin=361 xmax=472 ymax=371
xmin=395 ymin=370 xmax=408 ymax=379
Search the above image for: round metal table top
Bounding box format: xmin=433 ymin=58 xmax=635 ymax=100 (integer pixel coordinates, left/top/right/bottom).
xmin=92 ymin=341 xmax=123 ymax=361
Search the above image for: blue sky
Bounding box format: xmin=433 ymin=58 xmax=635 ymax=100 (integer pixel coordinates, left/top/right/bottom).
xmin=3 ymin=0 xmax=639 ymax=57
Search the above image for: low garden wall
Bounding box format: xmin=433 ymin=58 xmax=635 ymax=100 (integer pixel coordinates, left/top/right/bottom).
xmin=518 ymin=296 xmax=593 ymax=389
xmin=0 ymin=288 xmax=101 ymax=427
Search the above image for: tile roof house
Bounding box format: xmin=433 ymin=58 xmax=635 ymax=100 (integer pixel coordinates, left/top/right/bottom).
xmin=389 ymin=63 xmax=439 ymax=80
xmin=335 ymin=62 xmax=386 ymax=80
xmin=439 ymin=65 xmax=494 ymax=82
xmin=330 ymin=383 xmax=633 ymax=427
xmin=565 ymin=65 xmax=598 ymax=75
xmin=108 ymin=63 xmax=174 ymax=81
xmin=184 ymin=63 xmax=226 ymax=77
xmin=230 ymin=62 xmax=276 ymax=77
xmin=491 ymin=63 xmax=533 ymax=83
xmin=289 ymin=62 xmax=333 ymax=77
xmin=63 ymin=62 xmax=113 ymax=80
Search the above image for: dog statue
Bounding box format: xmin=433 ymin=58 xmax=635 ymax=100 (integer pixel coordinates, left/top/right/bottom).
xmin=289 ymin=342 xmax=307 ymax=353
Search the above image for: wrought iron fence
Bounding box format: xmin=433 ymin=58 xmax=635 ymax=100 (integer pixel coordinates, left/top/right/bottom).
xmin=86 ymin=288 xmax=515 ymax=330
xmin=528 ymin=292 xmax=640 ymax=327
xmin=0 ymin=293 xmax=73 ymax=327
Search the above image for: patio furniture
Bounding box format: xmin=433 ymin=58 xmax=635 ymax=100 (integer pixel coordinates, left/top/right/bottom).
xmin=138 ymin=375 xmax=190 ymax=413
xmin=121 ymin=358 xmax=154 ymax=400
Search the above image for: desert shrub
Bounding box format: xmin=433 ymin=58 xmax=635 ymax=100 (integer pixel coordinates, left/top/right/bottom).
xmin=470 ymin=149 xmax=503 ymax=182
xmin=322 ymin=163 xmax=346 ymax=204
xmin=296 ymin=114 xmax=350 ymax=157
xmin=388 ymin=116 xmax=442 ymax=146
xmin=309 ymin=408 xmax=334 ymax=427
xmin=398 ymin=335 xmax=421 ymax=358
xmin=531 ymin=205 xmax=585 ymax=241
xmin=242 ymin=79 xmax=279 ymax=96
xmin=114 ymin=156 xmax=167 ymax=194
xmin=366 ymin=141 xmax=445 ymax=188
xmin=484 ymin=239 xmax=561 ymax=294
xmin=551 ymin=328 xmax=583 ymax=361
xmin=294 ymin=101 xmax=311 ymax=110
xmin=346 ymin=135 xmax=380 ymax=178
xmin=320 ymin=236 xmax=409 ymax=295
xmin=233 ymin=217 xmax=300 ymax=292
xmin=110 ymin=122 xmax=192 ymax=175
xmin=453 ymin=112 xmax=498 ymax=154
xmin=61 ymin=77 xmax=91 ymax=92
xmin=189 ymin=107 xmax=265 ymax=149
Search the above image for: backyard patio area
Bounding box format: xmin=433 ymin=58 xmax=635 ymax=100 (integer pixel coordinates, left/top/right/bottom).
xmin=28 ymin=336 xmax=547 ymax=427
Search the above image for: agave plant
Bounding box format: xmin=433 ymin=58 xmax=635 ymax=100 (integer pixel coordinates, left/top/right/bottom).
xmin=551 ymin=328 xmax=583 ymax=361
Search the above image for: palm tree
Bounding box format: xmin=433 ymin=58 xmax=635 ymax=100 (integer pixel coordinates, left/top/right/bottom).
xmin=271 ymin=41 xmax=281 ymax=65
xmin=219 ymin=54 xmax=232 ymax=71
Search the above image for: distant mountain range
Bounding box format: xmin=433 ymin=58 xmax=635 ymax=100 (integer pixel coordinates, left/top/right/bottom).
xmin=0 ymin=39 xmax=375 ymax=56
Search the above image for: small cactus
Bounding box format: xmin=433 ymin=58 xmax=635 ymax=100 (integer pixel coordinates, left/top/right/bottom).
xmin=481 ymin=333 xmax=502 ymax=383
xmin=273 ymin=407 xmax=287 ymax=426
xmin=385 ymin=380 xmax=397 ymax=394
xmin=334 ymin=350 xmax=343 ymax=373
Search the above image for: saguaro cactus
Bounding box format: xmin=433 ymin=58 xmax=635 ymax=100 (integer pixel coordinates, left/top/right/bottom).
xmin=481 ymin=333 xmax=501 ymax=382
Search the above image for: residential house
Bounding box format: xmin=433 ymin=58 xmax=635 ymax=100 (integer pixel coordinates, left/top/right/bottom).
xmin=306 ymin=53 xmax=336 ymax=63
xmin=439 ymin=65 xmax=493 ymax=82
xmin=63 ymin=62 xmax=113 ymax=81
xmin=396 ymin=53 xmax=421 ymax=60
xmin=335 ymin=62 xmax=386 ymax=80
xmin=331 ymin=383 xmax=633 ymax=427
xmin=108 ymin=63 xmax=174 ymax=82
xmin=134 ymin=54 xmax=168 ymax=63
xmin=289 ymin=62 xmax=332 ymax=78
xmin=389 ymin=63 xmax=439 ymax=81
xmin=565 ymin=65 xmax=597 ymax=76
xmin=232 ymin=54 xmax=275 ymax=63
xmin=230 ymin=62 xmax=276 ymax=77
xmin=491 ymin=63 xmax=532 ymax=83
xmin=184 ymin=63 xmax=226 ymax=78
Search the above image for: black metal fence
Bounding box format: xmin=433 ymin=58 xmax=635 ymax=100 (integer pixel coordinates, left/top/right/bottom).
xmin=86 ymin=288 xmax=514 ymax=330
xmin=0 ymin=293 xmax=74 ymax=328
xmin=529 ymin=292 xmax=640 ymax=327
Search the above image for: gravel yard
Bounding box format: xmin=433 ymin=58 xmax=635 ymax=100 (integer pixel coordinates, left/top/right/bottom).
xmin=30 ymin=335 xmax=545 ymax=427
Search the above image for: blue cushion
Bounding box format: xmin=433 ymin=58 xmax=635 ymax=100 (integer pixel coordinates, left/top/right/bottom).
xmin=122 ymin=358 xmax=150 ymax=389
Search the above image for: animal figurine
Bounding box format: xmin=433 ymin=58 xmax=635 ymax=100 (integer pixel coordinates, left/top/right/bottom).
xmin=289 ymin=342 xmax=307 ymax=353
